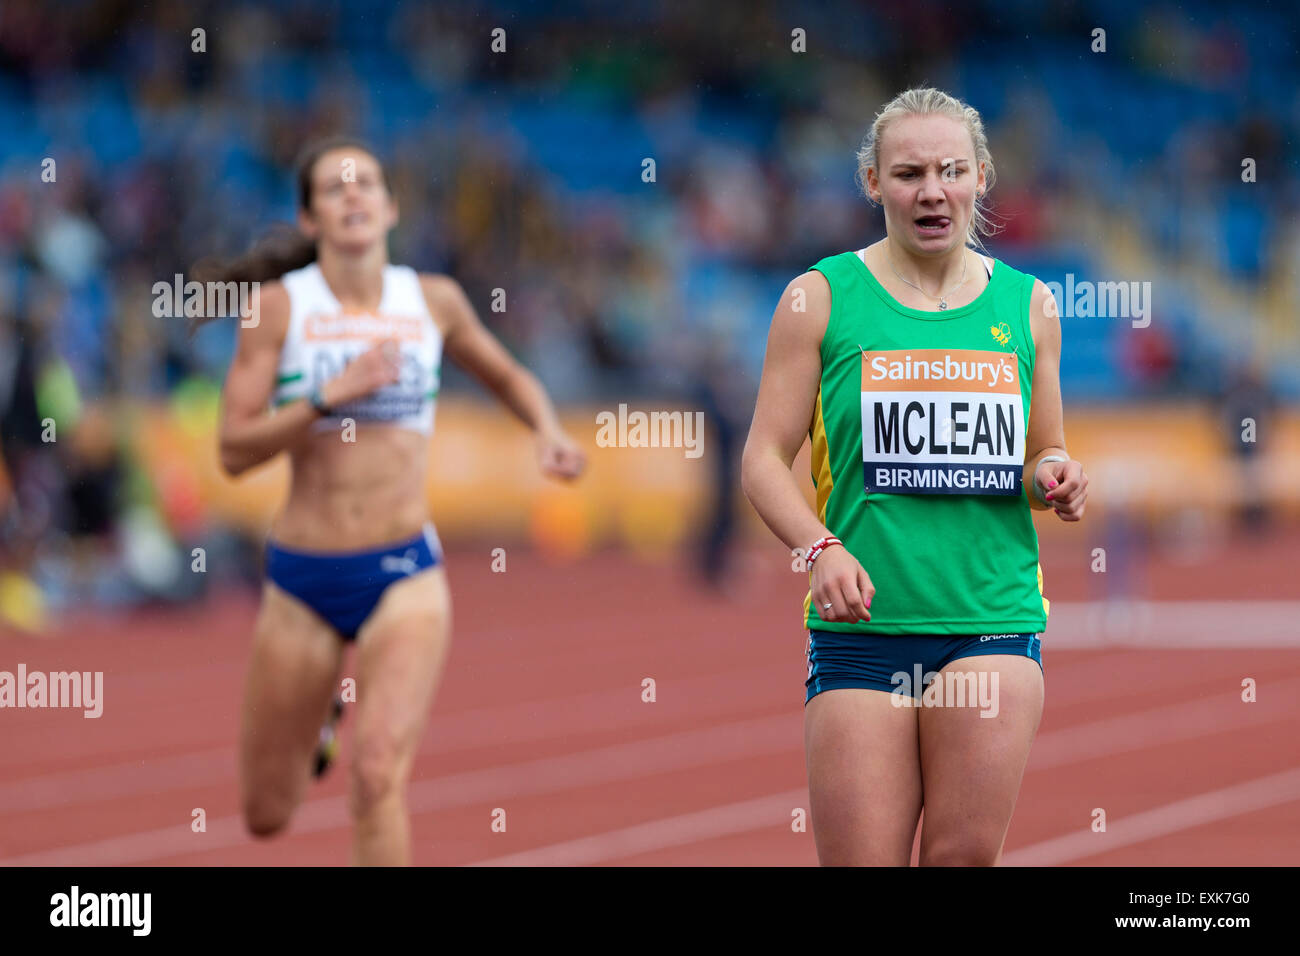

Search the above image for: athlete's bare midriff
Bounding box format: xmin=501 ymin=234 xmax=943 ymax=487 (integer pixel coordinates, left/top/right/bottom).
xmin=270 ymin=425 xmax=430 ymax=551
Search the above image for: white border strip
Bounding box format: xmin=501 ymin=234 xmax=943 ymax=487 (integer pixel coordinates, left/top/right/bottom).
xmin=1041 ymin=601 xmax=1300 ymax=648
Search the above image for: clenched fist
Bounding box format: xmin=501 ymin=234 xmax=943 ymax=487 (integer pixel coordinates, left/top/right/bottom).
xmin=322 ymin=338 xmax=403 ymax=408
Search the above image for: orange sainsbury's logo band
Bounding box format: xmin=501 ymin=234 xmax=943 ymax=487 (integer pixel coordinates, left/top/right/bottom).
xmin=860 ymin=348 xmax=1019 ymax=393
xmin=303 ymin=311 xmax=426 ymax=342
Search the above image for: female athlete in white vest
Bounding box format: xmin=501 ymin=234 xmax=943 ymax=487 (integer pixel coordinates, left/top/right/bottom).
xmin=214 ymin=137 xmax=585 ymax=865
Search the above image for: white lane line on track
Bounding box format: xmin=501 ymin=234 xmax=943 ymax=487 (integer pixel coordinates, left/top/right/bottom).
xmin=0 ymin=662 xmax=790 ymax=811
xmin=467 ymin=766 xmax=1300 ymax=867
xmin=4 ymin=599 xmax=1296 ymax=806
xmin=1028 ymin=676 xmax=1300 ymax=769
xmin=7 ymin=663 xmax=1295 ymax=818
xmin=1043 ymin=601 xmax=1300 ymax=648
xmin=0 ymin=713 xmax=799 ymax=865
xmin=0 ymin=747 xmax=231 ymax=815
xmin=1000 ymin=766 xmax=1300 ymax=866
xmin=467 ymin=789 xmax=811 ymax=867
xmin=7 ymin=671 xmax=1298 ymax=866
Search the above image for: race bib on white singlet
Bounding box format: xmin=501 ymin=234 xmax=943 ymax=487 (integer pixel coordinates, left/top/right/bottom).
xmin=861 ymin=348 xmax=1024 ymax=496
xmin=301 ymin=312 xmax=437 ymax=429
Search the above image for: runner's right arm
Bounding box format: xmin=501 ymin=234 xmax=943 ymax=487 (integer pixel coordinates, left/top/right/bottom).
xmin=217 ymin=282 xmax=400 ymax=476
xmin=741 ymin=271 xmax=873 ymax=623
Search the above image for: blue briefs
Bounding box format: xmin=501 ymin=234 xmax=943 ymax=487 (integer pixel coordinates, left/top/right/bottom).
xmin=264 ymin=524 xmax=443 ymax=641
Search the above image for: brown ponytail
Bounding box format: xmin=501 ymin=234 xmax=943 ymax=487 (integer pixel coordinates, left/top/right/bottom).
xmin=189 ymin=136 xmax=389 ymax=325
xmin=192 ymin=224 xmax=317 ymax=286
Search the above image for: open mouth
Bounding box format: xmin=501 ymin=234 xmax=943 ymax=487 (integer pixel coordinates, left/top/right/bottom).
xmin=343 ymin=212 xmax=369 ymax=226
xmin=915 ymin=216 xmax=951 ymax=234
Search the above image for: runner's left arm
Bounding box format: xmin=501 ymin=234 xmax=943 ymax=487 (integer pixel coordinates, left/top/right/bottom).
xmin=419 ymin=274 xmax=585 ymax=481
xmin=1024 ymin=279 xmax=1087 ymax=520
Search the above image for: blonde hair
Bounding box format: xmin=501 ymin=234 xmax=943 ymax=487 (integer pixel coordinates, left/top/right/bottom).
xmin=855 ymin=87 xmax=999 ymax=249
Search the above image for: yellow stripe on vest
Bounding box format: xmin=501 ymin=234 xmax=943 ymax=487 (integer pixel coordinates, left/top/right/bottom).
xmin=810 ymin=387 xmax=834 ymax=523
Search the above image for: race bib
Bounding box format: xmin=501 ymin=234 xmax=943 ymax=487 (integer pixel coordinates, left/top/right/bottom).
xmin=861 ymin=348 xmax=1024 ymax=496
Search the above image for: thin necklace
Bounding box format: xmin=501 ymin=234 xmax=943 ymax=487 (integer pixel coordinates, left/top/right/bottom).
xmin=884 ymin=239 xmax=970 ymax=310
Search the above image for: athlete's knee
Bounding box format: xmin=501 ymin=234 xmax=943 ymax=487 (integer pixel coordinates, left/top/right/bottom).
xmin=242 ymin=795 xmax=293 ymax=838
xmin=919 ymin=836 xmax=1001 ymax=867
xmin=349 ymin=733 xmax=405 ymax=817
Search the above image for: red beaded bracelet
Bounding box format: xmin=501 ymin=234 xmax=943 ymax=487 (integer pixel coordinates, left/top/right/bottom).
xmin=805 ymin=535 xmax=843 ymax=571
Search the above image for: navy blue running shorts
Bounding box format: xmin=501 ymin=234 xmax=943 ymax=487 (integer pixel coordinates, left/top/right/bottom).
xmin=804 ymin=630 xmax=1042 ymax=705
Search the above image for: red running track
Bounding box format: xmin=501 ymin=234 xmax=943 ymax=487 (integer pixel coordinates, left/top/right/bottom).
xmin=1 ymin=528 xmax=1298 ymax=866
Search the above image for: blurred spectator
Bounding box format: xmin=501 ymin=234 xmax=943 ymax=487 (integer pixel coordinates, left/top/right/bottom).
xmin=0 ymin=0 xmax=1296 ymax=615
xmin=1216 ymin=357 xmax=1279 ymax=533
xmin=686 ymin=329 xmax=755 ymax=593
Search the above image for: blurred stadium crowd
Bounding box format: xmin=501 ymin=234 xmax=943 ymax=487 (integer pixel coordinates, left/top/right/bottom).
xmin=0 ymin=0 xmax=1295 ymax=623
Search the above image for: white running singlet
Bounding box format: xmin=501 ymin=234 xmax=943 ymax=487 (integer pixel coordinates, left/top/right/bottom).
xmin=272 ymin=262 xmax=443 ymax=435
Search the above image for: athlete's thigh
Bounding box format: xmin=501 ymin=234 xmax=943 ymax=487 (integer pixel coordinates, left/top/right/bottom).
xmin=917 ymin=654 xmax=1044 ymax=864
xmin=352 ymin=566 xmax=452 ymax=775
xmin=240 ymin=581 xmax=345 ymax=808
xmin=804 ymin=688 xmax=923 ymax=866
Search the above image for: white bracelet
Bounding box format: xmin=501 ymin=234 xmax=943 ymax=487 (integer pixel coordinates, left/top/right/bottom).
xmin=1032 ymin=455 xmax=1068 ymax=505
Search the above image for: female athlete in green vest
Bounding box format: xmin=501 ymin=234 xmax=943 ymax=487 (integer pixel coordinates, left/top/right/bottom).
xmin=742 ymin=88 xmax=1089 ymax=865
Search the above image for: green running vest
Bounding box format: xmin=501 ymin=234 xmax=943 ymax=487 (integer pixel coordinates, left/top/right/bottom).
xmin=803 ymin=249 xmax=1049 ymax=635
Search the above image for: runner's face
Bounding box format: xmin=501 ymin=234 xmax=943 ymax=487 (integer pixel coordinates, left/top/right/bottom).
xmin=869 ymin=115 xmax=984 ymax=257
xmin=300 ymin=149 xmax=397 ymax=252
